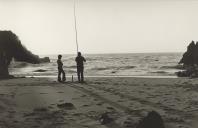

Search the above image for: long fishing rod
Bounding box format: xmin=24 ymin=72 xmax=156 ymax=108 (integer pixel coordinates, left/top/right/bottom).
xmin=73 ymin=0 xmax=79 ymax=54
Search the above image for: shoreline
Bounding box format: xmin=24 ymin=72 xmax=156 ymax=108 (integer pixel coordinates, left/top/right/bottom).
xmin=25 ymin=75 xmax=179 ymax=79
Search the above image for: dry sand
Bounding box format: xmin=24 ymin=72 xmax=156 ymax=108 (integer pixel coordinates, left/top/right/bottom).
xmin=0 ymin=77 xmax=198 ymax=128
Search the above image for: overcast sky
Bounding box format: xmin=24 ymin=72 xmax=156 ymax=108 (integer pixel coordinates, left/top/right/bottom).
xmin=0 ymin=0 xmax=198 ymax=55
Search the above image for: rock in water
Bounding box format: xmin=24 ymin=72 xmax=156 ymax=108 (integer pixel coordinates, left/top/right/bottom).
xmin=179 ymin=40 xmax=198 ymax=66
xmin=39 ymin=57 xmax=50 ymax=63
xmin=177 ymin=65 xmax=198 ymax=78
xmin=179 ymin=41 xmax=196 ymax=66
xmin=177 ymin=41 xmax=198 ymax=78
xmin=34 ymin=69 xmax=47 ymax=72
xmin=136 ymin=111 xmax=165 ymax=128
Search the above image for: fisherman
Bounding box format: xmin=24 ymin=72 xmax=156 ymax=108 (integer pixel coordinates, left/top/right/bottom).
xmin=57 ymin=55 xmax=66 ymax=82
xmin=75 ymin=52 xmax=86 ymax=82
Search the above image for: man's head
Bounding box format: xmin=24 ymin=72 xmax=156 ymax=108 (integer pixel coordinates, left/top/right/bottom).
xmin=58 ymin=55 xmax=62 ymax=59
xmin=78 ymin=52 xmax=81 ymax=56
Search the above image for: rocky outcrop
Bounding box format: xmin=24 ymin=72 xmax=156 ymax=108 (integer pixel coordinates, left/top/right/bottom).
xmin=177 ymin=41 xmax=198 ymax=77
xmin=179 ymin=41 xmax=198 ymax=66
xmin=177 ymin=65 xmax=198 ymax=78
xmin=0 ymin=30 xmax=40 ymax=78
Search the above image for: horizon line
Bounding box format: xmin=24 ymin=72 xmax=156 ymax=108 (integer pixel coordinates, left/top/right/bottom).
xmin=38 ymin=51 xmax=183 ymax=56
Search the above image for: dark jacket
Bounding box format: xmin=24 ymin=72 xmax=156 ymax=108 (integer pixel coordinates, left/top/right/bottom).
xmin=75 ymin=56 xmax=86 ymax=68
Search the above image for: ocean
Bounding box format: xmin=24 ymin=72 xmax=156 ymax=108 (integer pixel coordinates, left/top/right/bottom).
xmin=9 ymin=53 xmax=184 ymax=77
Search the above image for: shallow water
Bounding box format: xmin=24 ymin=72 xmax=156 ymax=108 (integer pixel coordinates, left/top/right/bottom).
xmin=9 ymin=53 xmax=183 ymax=77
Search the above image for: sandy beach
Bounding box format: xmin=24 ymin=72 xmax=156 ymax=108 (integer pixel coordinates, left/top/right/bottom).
xmin=0 ymin=77 xmax=198 ymax=128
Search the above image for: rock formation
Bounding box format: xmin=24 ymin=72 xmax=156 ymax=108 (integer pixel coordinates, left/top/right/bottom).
xmin=0 ymin=30 xmax=40 ymax=78
xmin=136 ymin=111 xmax=165 ymax=128
xmin=177 ymin=41 xmax=198 ymax=77
xmin=179 ymin=41 xmax=197 ymax=66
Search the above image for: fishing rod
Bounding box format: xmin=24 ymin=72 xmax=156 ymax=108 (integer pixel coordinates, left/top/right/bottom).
xmin=73 ymin=0 xmax=79 ymax=54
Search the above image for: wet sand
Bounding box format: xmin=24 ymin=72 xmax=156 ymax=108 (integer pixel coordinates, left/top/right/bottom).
xmin=0 ymin=77 xmax=198 ymax=128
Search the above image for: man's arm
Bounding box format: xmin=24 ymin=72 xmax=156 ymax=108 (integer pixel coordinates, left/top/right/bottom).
xmin=83 ymin=57 xmax=86 ymax=62
xmin=60 ymin=60 xmax=63 ymax=66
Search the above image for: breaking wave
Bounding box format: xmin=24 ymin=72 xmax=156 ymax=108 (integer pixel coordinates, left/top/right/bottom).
xmin=93 ymin=66 xmax=136 ymax=71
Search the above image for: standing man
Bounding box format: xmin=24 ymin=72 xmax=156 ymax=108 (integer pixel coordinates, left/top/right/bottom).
xmin=57 ymin=55 xmax=66 ymax=82
xmin=75 ymin=52 xmax=86 ymax=83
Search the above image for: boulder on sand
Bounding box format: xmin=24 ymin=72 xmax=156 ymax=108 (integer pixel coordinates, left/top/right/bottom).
xmin=99 ymin=112 xmax=113 ymax=125
xmin=136 ymin=111 xmax=165 ymax=128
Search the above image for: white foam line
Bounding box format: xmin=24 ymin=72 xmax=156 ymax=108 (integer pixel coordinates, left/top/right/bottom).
xmin=26 ymin=75 xmax=178 ymax=79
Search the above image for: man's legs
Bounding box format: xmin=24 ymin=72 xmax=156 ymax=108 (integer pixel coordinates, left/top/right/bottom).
xmin=77 ymin=68 xmax=81 ymax=82
xmin=58 ymin=68 xmax=66 ymax=82
xmin=58 ymin=69 xmax=61 ymax=82
xmin=81 ymin=68 xmax=84 ymax=82
xmin=62 ymin=69 xmax=66 ymax=82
